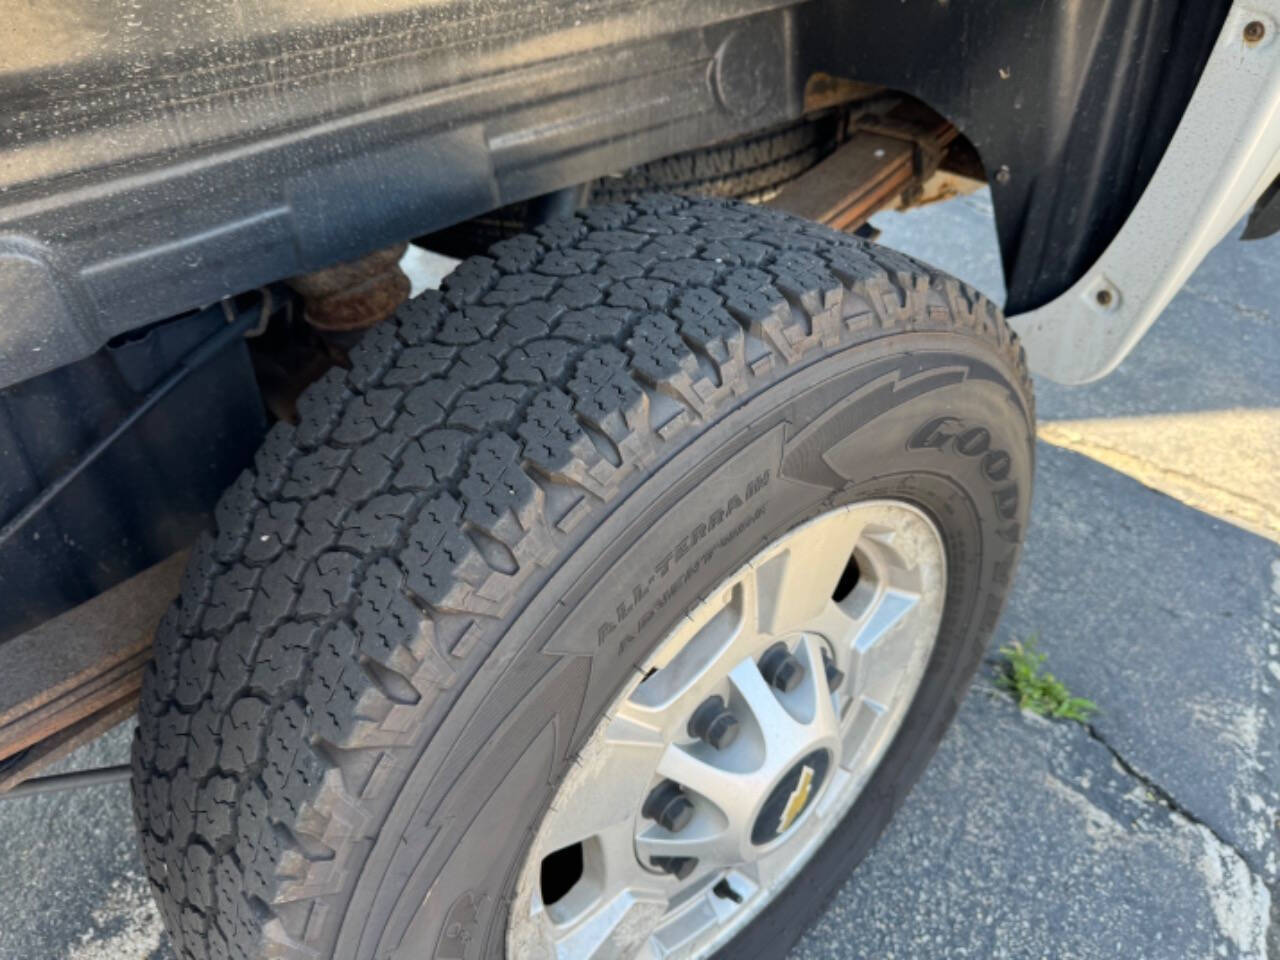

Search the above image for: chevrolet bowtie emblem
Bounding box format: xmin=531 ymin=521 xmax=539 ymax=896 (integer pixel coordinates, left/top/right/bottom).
xmin=776 ymin=763 xmax=815 ymax=834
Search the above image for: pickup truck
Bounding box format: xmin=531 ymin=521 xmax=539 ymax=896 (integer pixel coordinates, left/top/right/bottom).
xmin=2 ymin=2 xmax=1276 ymax=958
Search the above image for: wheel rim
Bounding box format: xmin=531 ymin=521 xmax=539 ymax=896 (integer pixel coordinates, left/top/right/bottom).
xmin=508 ymin=500 xmax=948 ymax=959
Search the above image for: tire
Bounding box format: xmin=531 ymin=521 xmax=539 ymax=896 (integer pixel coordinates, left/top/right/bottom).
xmin=589 ymin=113 xmax=842 ymax=204
xmin=132 ymin=194 xmax=1034 ymax=960
xmin=424 ymin=113 xmax=847 ymax=259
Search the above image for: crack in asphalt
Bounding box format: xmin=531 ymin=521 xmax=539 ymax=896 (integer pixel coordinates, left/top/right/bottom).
xmin=1080 ymin=721 xmax=1247 ymax=866
xmin=983 ymin=674 xmax=1277 ymax=955
xmin=1080 ymin=721 xmax=1278 ymax=958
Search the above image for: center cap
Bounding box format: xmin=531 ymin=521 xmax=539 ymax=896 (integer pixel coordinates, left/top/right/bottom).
xmin=751 ymin=749 xmax=831 ymax=845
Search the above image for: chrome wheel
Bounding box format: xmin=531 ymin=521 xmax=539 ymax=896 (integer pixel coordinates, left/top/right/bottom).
xmin=508 ymin=501 xmax=947 ymax=959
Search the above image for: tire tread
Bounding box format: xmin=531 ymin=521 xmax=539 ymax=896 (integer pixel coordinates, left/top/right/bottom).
xmin=134 ymin=194 xmax=1032 ymax=960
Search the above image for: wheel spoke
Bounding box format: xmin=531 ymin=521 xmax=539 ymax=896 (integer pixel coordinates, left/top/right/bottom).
xmin=596 ymin=817 xmax=672 ymax=904
xmin=537 ymin=722 xmax=664 ymax=856
xmin=806 ymin=598 xmax=862 ymax=651
xmin=851 ymin=586 xmax=920 ymax=654
xmin=750 ymin=508 xmax=866 ymax=636
xmin=812 ymin=765 xmax=853 ymax=820
xmin=744 ymin=839 xmax=797 ymax=893
xmin=634 ymin=822 xmax=735 ymax=870
xmin=856 ymin=627 xmax=921 ymax=709
xmin=620 ymin=579 xmax=757 ymax=740
xmin=796 ymin=634 xmax=842 ymax=743
xmin=840 ymin=696 xmax=887 ymax=766
xmin=849 ymin=581 xmax=932 ymax=715
xmin=637 ymin=745 xmax=748 ymax=869
xmin=544 ymin=885 xmax=669 ymax=960
xmin=536 ymin=802 xmax=670 ymax=955
xmin=655 ymin=741 xmax=757 ymax=825
xmin=725 ymin=658 xmax=809 ymax=766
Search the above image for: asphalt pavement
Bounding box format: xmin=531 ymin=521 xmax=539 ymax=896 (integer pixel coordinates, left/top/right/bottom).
xmin=1 ymin=190 xmax=1276 ymax=959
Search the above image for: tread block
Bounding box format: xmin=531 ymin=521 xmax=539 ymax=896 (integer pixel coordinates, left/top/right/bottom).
xmin=282 ymin=446 xmax=349 ymax=501
xmin=335 ymin=434 xmax=402 ymax=503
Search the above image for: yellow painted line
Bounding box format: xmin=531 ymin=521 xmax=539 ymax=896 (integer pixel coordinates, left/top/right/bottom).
xmin=1038 ymin=409 xmax=1280 ymax=544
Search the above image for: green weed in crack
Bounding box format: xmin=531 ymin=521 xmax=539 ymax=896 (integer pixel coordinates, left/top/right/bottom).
xmin=996 ymin=636 xmax=1098 ymax=724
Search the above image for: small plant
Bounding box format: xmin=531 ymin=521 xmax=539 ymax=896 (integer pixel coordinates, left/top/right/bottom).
xmin=996 ymin=637 xmax=1098 ymax=723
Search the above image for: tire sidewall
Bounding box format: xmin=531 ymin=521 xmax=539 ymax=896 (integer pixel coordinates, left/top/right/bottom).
xmin=336 ymin=331 xmax=1033 ymax=959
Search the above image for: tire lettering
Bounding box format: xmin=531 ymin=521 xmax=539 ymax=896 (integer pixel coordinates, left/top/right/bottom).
xmin=909 ymin=415 xmax=1023 ymax=543
xmin=982 ymin=450 xmax=1011 ymax=482
xmin=955 ymin=427 xmax=990 ymax=456
xmin=992 ymin=484 xmax=1018 ymax=520
xmin=908 ymin=416 xmax=963 ymax=450
xmin=594 ymin=481 xmax=769 ymax=650
xmin=434 ymin=891 xmax=487 ymax=959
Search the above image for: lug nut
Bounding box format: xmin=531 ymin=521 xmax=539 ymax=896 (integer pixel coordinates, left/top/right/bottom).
xmin=687 ymin=695 xmax=740 ymax=749
xmin=650 ymin=856 xmax=697 ymax=880
xmin=759 ymin=643 xmax=804 ymax=693
xmin=822 ymin=649 xmax=845 ymax=689
xmin=643 ymin=780 xmax=694 ymax=832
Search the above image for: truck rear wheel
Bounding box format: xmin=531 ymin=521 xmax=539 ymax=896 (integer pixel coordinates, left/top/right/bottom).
xmin=132 ymin=194 xmax=1034 ymax=960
